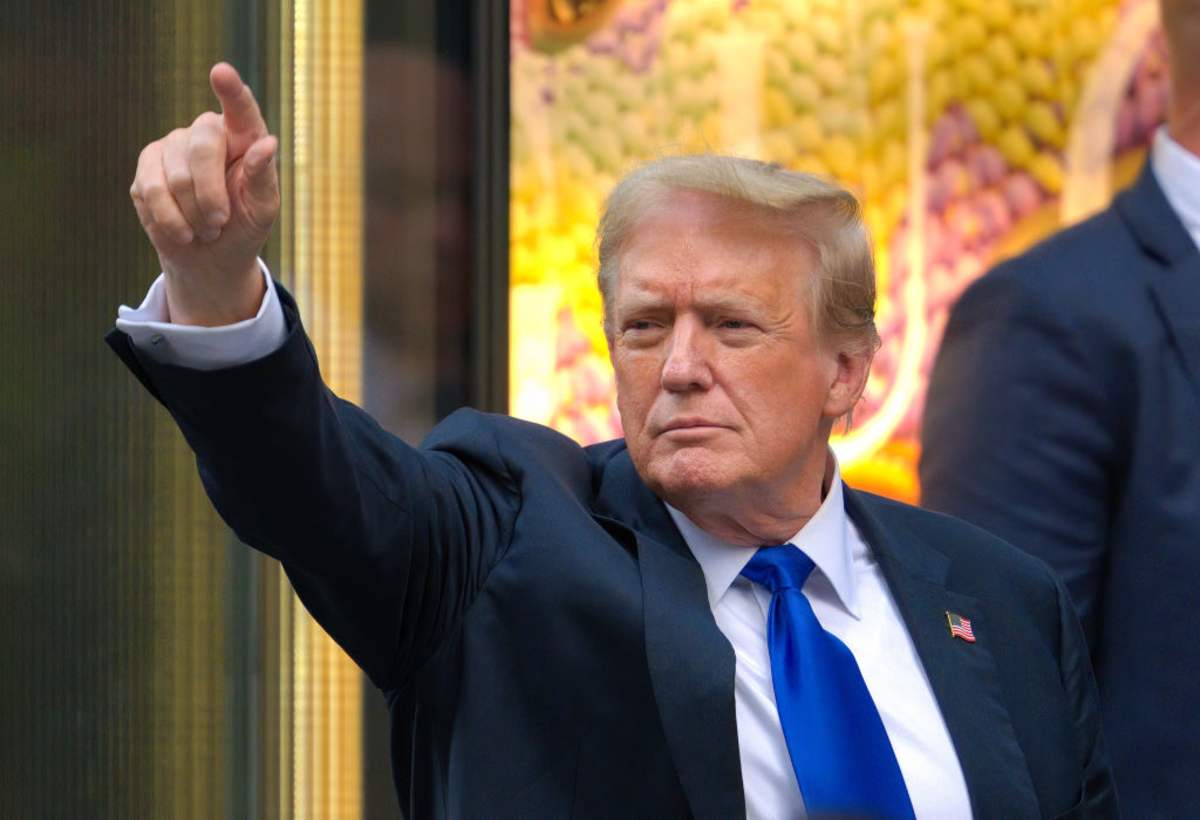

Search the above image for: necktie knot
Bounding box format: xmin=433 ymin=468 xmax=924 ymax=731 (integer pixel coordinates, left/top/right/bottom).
xmin=741 ymin=544 xmax=816 ymax=593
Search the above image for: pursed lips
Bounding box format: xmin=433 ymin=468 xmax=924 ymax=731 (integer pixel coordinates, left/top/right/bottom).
xmin=656 ymin=418 xmax=731 ymax=435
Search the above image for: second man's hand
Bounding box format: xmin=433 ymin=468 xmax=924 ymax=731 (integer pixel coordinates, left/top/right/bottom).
xmin=129 ymin=62 xmax=280 ymax=327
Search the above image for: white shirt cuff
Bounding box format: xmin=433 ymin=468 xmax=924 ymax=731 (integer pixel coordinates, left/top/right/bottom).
xmin=115 ymin=259 xmax=288 ymax=370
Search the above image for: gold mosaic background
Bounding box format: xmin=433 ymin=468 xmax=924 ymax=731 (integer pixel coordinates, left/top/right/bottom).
xmin=509 ymin=0 xmax=1166 ymax=502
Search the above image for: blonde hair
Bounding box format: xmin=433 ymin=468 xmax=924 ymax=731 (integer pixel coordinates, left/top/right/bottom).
xmin=596 ymin=155 xmax=880 ymax=356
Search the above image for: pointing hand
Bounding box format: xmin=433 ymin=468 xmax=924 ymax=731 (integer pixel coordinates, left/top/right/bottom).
xmin=129 ymin=62 xmax=280 ymax=326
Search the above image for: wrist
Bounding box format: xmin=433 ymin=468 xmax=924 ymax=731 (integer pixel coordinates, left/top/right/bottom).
xmin=163 ymin=260 xmax=265 ymax=326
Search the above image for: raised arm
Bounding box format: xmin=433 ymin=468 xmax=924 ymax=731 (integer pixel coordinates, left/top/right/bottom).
xmin=115 ymin=64 xmax=520 ymax=691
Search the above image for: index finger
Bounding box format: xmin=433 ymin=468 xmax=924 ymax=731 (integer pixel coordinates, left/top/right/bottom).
xmin=210 ymin=62 xmax=267 ymax=144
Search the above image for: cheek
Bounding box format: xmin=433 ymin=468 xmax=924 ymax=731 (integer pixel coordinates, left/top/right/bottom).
xmin=722 ymin=354 xmax=828 ymax=428
xmin=613 ymin=356 xmax=659 ymax=433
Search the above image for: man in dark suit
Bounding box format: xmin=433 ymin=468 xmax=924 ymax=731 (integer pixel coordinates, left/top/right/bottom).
xmin=111 ymin=62 xmax=1115 ymax=818
xmin=921 ymin=3 xmax=1200 ymax=815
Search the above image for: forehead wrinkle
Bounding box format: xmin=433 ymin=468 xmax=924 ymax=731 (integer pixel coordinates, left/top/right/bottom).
xmin=631 ymin=237 xmax=802 ymax=294
xmin=617 ymin=277 xmax=800 ymax=329
xmin=615 ymin=195 xmax=815 ymax=321
xmin=623 ymin=236 xmax=791 ymax=294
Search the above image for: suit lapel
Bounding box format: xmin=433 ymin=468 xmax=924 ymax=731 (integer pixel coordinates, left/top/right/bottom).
xmin=1147 ymin=257 xmax=1200 ymax=403
xmin=593 ymin=451 xmax=1049 ymax=818
xmin=1116 ymin=163 xmax=1200 ymax=402
xmin=593 ymin=449 xmax=745 ymax=820
xmin=844 ymin=489 xmax=1040 ymax=820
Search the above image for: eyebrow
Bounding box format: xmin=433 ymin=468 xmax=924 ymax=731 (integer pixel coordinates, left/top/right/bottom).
xmin=618 ymin=289 xmax=768 ymax=316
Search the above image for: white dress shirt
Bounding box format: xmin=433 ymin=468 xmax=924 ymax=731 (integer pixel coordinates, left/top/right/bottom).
xmin=114 ymin=260 xmax=286 ymax=369
xmin=667 ymin=465 xmax=972 ymax=820
xmin=1151 ymin=126 xmax=1200 ymax=252
xmin=116 ymin=272 xmax=972 ymax=816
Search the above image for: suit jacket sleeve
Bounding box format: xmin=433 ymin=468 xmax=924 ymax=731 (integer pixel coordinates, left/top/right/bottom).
xmin=920 ymin=264 xmax=1124 ymax=645
xmin=106 ymin=284 xmax=521 ymax=690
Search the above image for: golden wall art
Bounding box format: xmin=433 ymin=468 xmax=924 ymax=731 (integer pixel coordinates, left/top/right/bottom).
xmin=509 ymin=0 xmax=1166 ymax=502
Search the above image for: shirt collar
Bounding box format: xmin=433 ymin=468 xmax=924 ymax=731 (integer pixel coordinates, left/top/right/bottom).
xmin=1152 ymin=126 xmax=1200 ymax=250
xmin=666 ymin=453 xmax=861 ymax=619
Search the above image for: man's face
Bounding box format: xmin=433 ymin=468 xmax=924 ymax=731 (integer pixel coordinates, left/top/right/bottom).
xmin=609 ymin=189 xmax=860 ymax=514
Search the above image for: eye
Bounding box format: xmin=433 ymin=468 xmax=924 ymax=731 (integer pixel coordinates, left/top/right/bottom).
xmin=619 ymin=319 xmax=665 ymax=345
xmin=719 ymin=319 xmax=753 ymax=330
xmin=622 ymin=315 xmax=669 ymax=334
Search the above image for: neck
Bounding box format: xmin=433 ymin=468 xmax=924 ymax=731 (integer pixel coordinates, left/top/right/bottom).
xmin=1168 ymin=100 xmax=1200 ymax=157
xmin=1167 ymin=57 xmax=1200 ymax=155
xmin=671 ymin=452 xmax=835 ymax=547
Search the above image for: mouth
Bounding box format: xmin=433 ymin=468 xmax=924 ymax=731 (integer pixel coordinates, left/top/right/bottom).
xmin=657 ymin=418 xmax=730 ymax=437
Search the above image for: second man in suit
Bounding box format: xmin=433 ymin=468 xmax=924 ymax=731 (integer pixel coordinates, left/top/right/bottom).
xmin=922 ymin=1 xmax=1200 ymax=815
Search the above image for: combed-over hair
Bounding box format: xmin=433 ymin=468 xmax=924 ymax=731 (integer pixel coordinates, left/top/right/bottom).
xmin=596 ymin=155 xmax=880 ymax=356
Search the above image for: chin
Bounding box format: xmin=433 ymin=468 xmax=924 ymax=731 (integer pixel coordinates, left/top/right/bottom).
xmin=641 ymin=447 xmax=737 ymax=505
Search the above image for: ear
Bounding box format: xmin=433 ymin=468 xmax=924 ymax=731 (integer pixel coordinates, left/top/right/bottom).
xmin=821 ymin=346 xmax=872 ymax=420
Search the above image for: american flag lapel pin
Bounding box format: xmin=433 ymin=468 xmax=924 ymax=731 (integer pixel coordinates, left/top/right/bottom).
xmin=946 ymin=611 xmax=976 ymax=643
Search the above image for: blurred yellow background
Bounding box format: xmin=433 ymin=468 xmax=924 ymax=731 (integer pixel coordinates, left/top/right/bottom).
xmin=508 ymin=0 xmax=1166 ymax=502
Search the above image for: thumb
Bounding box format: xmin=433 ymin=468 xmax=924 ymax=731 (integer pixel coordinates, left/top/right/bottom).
xmin=240 ymin=135 xmax=279 ymax=226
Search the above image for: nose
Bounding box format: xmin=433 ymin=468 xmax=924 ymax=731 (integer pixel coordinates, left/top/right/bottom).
xmin=661 ymin=316 xmax=714 ymax=393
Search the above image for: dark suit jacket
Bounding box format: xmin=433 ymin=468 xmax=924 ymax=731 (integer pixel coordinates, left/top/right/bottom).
xmin=109 ymin=286 xmax=1115 ymax=819
xmin=922 ymin=163 xmax=1199 ymax=818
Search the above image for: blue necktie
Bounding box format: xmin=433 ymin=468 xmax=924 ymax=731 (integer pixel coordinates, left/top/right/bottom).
xmin=741 ymin=546 xmax=916 ymax=820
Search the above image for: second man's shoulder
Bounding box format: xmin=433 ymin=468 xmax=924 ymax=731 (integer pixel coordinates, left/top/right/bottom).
xmin=959 ymin=198 xmax=1142 ymax=321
